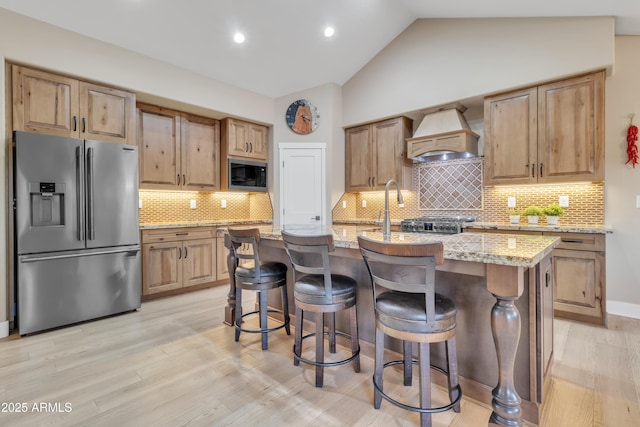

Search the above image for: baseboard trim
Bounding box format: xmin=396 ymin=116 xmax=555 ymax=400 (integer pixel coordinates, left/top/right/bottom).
xmin=607 ymin=301 xmax=640 ymax=320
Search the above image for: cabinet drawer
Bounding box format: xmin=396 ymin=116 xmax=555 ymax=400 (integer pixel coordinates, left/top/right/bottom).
xmin=543 ymin=232 xmax=604 ymax=252
xmin=142 ymin=227 xmax=216 ymax=244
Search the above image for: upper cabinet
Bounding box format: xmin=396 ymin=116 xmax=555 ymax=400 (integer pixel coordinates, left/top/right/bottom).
xmin=345 ymin=116 xmax=413 ymax=191
xmin=137 ymin=103 xmax=220 ymax=191
xmin=484 ymin=71 xmax=604 ymax=185
xmin=221 ymin=118 xmax=268 ymax=161
xmin=12 ymin=65 xmax=135 ymax=145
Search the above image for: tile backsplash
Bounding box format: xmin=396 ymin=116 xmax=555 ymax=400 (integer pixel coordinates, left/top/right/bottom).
xmin=139 ymin=191 xmax=273 ymax=225
xmin=332 ymin=158 xmax=604 ymax=225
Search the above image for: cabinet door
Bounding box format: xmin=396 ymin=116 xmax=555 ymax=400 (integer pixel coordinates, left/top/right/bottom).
xmin=216 ymin=237 xmax=230 ymax=281
xmin=484 ymin=87 xmax=537 ymax=185
xmin=12 ymin=65 xmax=79 ymax=138
xmin=181 ymin=113 xmax=220 ymax=191
xmin=345 ymin=125 xmax=373 ymax=191
xmin=142 ymin=241 xmax=182 ymax=295
xmin=537 ymin=71 xmax=604 ymax=183
xmin=552 ymin=248 xmax=604 ymax=324
xmin=371 ymin=117 xmax=411 ymax=190
xmin=247 ymin=122 xmax=268 ymax=160
xmin=182 ymin=238 xmax=216 ymax=288
xmin=79 ymin=82 xmax=136 ymax=145
xmin=137 ymin=104 xmax=181 ymax=189
xmin=225 ymin=118 xmax=251 ymax=157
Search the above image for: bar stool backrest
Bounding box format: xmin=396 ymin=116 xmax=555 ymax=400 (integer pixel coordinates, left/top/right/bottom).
xmin=227 ymin=228 xmax=262 ymax=280
xmin=358 ymin=236 xmax=444 ymax=331
xmin=281 ymin=231 xmax=335 ymax=302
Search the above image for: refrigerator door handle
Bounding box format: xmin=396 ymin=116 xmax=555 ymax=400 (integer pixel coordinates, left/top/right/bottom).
xmin=87 ymin=147 xmax=95 ymax=240
xmin=76 ymin=146 xmax=84 ymax=241
xmin=20 ymin=247 xmax=141 ymax=263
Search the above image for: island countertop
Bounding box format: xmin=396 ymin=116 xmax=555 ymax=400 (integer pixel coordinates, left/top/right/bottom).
xmin=220 ymin=224 xmax=560 ymax=268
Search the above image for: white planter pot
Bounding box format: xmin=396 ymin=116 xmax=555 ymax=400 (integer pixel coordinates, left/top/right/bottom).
xmin=509 ymin=215 xmax=520 ymax=225
xmin=527 ymin=216 xmax=539 ymax=224
xmin=546 ymin=215 xmax=559 ymax=226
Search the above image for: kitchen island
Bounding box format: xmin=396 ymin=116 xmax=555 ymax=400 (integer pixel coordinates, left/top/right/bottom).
xmin=222 ymin=225 xmax=560 ymax=426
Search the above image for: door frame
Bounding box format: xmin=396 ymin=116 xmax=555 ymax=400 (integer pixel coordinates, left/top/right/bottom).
xmin=278 ymin=142 xmax=327 ymax=226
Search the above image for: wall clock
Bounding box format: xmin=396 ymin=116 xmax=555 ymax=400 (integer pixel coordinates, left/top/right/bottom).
xmin=285 ymin=99 xmax=319 ymax=135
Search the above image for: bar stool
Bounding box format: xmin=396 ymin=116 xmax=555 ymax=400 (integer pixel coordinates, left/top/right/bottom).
xmin=281 ymin=230 xmax=360 ymax=387
xmin=358 ymin=236 xmax=461 ymax=427
xmin=228 ymin=228 xmax=290 ymax=350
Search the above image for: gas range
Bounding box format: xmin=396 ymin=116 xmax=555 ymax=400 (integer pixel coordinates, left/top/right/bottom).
xmin=400 ymin=216 xmax=476 ymax=234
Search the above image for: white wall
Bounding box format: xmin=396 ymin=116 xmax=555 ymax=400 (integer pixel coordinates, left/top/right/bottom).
xmin=605 ymin=36 xmax=640 ymax=317
xmin=273 ymin=83 xmax=344 ymax=225
xmin=342 ymin=17 xmax=615 ymax=126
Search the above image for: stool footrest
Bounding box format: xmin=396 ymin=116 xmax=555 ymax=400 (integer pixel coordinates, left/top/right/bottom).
xmin=235 ymin=309 xmax=290 ymax=334
xmin=293 ymin=331 xmax=360 ymax=368
xmin=374 ymin=359 xmax=462 ymax=414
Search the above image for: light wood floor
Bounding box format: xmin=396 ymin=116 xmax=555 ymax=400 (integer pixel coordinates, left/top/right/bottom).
xmin=0 ymin=285 xmax=639 ymax=427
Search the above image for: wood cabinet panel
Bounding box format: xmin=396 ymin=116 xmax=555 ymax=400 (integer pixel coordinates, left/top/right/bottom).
xmin=221 ymin=118 xmax=268 ymax=161
xmin=141 ymin=227 xmax=218 ymax=296
xmin=345 ymin=116 xmax=412 ymax=191
xmin=216 ymin=237 xmax=230 ymax=281
xmin=12 ymin=65 xmax=135 ymax=144
xmin=79 ymin=82 xmax=135 ymax=145
xmin=137 ymin=104 xmax=181 ymax=189
xmin=137 ymin=103 xmax=220 ymax=191
xmin=181 ymin=113 xmax=220 ymax=191
xmin=484 ymin=71 xmax=604 ymax=185
xmin=484 ymin=88 xmax=537 ymax=185
xmin=183 ymin=238 xmax=216 ymax=288
xmin=142 ymin=241 xmax=182 ymax=295
xmin=537 ymin=72 xmax=604 ymax=183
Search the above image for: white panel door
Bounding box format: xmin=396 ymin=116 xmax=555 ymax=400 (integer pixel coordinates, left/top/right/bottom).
xmin=280 ymin=144 xmax=325 ymax=225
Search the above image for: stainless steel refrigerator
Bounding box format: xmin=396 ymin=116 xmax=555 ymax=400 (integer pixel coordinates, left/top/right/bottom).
xmin=14 ymin=131 xmax=141 ymax=335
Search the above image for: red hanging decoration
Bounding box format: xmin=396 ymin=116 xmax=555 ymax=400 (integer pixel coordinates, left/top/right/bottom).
xmin=626 ymin=114 xmax=638 ymax=168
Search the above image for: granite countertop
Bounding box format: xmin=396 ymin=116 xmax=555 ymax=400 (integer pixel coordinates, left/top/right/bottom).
xmin=218 ymin=224 xmax=560 ymax=268
xmin=463 ymin=222 xmax=613 ymax=234
xmin=139 ymin=220 xmax=272 ymax=230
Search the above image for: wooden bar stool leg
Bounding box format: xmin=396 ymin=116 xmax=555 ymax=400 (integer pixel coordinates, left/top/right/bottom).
xmin=328 ymin=312 xmax=336 ymax=353
xmin=419 ymin=342 xmax=432 ymax=427
xmin=259 ymin=290 xmax=268 ymax=350
xmin=294 ymin=306 xmax=303 ymax=366
xmin=315 ymin=312 xmax=324 ymax=387
xmin=446 ymin=336 xmax=461 ymax=412
xmin=374 ymin=327 xmax=385 ymax=409
xmin=350 ymin=305 xmax=360 ymax=372
xmin=404 ymin=340 xmax=413 ymax=386
xmin=234 ymin=286 xmax=242 ymax=342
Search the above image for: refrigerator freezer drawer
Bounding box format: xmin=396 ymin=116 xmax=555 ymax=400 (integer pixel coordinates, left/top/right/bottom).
xmin=18 ymin=247 xmax=141 ymax=335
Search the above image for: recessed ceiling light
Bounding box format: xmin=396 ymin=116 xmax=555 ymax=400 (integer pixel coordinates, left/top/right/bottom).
xmin=234 ymin=32 xmax=245 ymax=44
xmin=324 ymin=26 xmax=335 ymax=38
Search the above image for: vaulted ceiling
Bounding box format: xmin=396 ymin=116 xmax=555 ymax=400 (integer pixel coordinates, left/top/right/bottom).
xmin=0 ymin=0 xmax=637 ymax=98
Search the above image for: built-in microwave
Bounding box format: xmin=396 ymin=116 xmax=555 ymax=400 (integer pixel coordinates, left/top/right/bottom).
xmin=227 ymin=158 xmax=267 ymax=192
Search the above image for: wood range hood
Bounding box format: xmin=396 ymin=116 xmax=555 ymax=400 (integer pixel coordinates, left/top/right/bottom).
xmin=406 ymin=102 xmax=479 ymax=162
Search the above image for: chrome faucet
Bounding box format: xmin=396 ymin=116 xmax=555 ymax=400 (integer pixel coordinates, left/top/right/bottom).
xmin=383 ymin=179 xmax=404 ymax=240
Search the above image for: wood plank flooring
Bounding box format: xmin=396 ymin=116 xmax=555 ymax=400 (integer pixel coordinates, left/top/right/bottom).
xmin=0 ymin=285 xmax=639 ymax=426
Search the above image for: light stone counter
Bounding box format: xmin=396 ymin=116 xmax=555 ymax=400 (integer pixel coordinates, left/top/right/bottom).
xmin=139 ymin=220 xmax=271 ymax=230
xmin=463 ymin=221 xmax=612 ymax=234
xmin=220 ymin=224 xmax=560 ymax=268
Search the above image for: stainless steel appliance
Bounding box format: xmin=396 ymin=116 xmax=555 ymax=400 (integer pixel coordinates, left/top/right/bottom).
xmin=400 ymin=216 xmax=476 ymax=234
xmin=227 ymin=158 xmax=267 ymax=192
xmin=14 ymin=131 xmax=141 ymax=335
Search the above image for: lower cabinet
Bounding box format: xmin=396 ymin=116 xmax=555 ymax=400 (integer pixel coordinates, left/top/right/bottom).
xmin=216 ymin=237 xmax=229 ymax=281
xmin=142 ymin=227 xmax=217 ymax=296
xmin=466 ymin=228 xmax=606 ymax=325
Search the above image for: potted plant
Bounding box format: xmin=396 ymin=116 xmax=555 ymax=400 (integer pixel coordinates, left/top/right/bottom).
xmin=507 ymin=208 xmax=521 ymax=224
xmin=543 ymin=203 xmax=565 ymax=226
xmin=522 ymin=206 xmax=543 ymax=224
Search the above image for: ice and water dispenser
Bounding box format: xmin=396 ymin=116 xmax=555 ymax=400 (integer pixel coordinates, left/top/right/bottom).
xmin=29 ymin=182 xmax=65 ymax=227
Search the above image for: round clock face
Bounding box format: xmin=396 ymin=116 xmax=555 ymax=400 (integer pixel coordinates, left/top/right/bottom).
xmin=285 ymin=99 xmax=319 ymax=135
